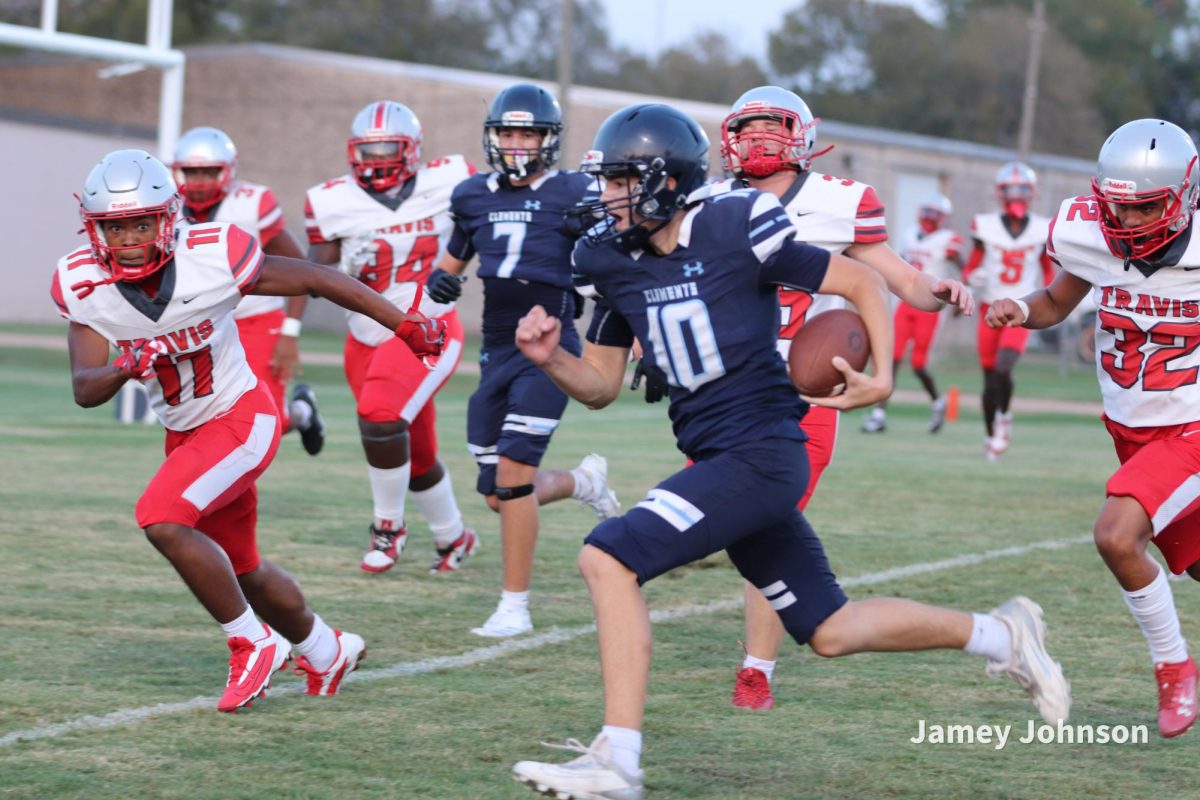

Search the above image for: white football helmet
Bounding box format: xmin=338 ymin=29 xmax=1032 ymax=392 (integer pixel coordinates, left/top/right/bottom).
xmin=171 ymin=126 xmax=237 ymax=211
xmin=1092 ymin=118 xmax=1200 ymax=259
xmin=721 ymin=86 xmax=820 ymax=178
xmin=348 ymin=101 xmax=422 ymax=191
xmin=79 ymin=149 xmax=181 ymax=283
xmin=918 ymin=193 xmax=952 ymax=232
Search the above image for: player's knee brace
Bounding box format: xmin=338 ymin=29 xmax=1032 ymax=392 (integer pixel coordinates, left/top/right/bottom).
xmin=495 ymin=483 xmax=534 ymax=501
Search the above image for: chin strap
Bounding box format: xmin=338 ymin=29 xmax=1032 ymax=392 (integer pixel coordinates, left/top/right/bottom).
xmin=69 ymin=273 xmax=122 ymax=299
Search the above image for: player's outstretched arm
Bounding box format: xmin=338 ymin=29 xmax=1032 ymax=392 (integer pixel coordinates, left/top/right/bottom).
xmin=516 ymin=304 xmax=629 ymax=410
xmin=808 ymin=253 xmax=894 ymax=410
xmin=264 ymin=229 xmax=307 ymax=381
xmin=848 ymin=241 xmax=974 ymax=315
xmin=986 ymin=270 xmax=1092 ymax=330
xmin=67 ymin=322 xmax=131 ymax=407
xmin=252 ymin=256 xmax=417 ymax=334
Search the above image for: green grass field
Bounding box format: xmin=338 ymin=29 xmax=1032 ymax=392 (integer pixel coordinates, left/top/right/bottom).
xmin=2 ymin=327 xmax=1195 ymax=800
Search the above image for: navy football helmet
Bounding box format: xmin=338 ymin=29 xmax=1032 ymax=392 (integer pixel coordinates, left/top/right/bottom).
xmin=484 ymin=83 xmax=563 ymax=179
xmin=572 ymin=103 xmax=710 ymax=251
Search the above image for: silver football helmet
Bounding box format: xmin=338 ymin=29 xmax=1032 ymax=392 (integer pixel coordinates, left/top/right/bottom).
xmin=347 ymin=101 xmax=423 ymax=191
xmin=918 ymin=193 xmax=953 ymax=231
xmin=79 ymin=149 xmax=181 ymax=283
xmin=171 ymin=126 xmax=238 ymax=211
xmin=1092 ymin=118 xmax=1200 ymax=259
xmin=995 ymin=161 xmax=1037 ymax=218
xmin=721 ymin=86 xmax=820 ymax=177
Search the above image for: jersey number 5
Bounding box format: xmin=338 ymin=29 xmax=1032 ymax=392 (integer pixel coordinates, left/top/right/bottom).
xmin=1098 ymin=310 xmax=1200 ymax=391
xmin=999 ymin=249 xmax=1025 ymax=284
xmin=646 ymin=299 xmax=727 ymax=390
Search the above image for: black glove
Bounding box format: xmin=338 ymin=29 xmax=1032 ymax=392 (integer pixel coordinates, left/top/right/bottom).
xmin=572 ymin=290 xmax=587 ymax=320
xmin=630 ymin=359 xmax=669 ymax=403
xmin=425 ymin=268 xmax=464 ymax=304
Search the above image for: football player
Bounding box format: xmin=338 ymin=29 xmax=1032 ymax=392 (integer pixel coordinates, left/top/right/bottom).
xmin=718 ymin=86 xmax=973 ymax=710
xmin=172 ymin=127 xmax=326 ymax=455
xmin=987 ymin=119 xmax=1200 ymax=738
xmin=304 ymin=101 xmax=478 ymax=575
xmin=862 ymin=193 xmax=965 ymax=434
xmin=425 ymin=83 xmax=619 ymax=638
xmin=963 ymin=160 xmax=1056 ymax=460
xmin=510 ymin=104 xmax=1067 ymax=799
xmin=50 ymin=150 xmax=445 ymax=711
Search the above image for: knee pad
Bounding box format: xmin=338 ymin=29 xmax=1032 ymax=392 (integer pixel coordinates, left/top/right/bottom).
xmin=495 ymin=483 xmax=534 ymax=501
xmin=358 ymin=418 xmax=408 ymax=443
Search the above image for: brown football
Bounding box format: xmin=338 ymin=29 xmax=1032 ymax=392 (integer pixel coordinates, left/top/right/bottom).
xmin=788 ymin=309 xmax=870 ymax=397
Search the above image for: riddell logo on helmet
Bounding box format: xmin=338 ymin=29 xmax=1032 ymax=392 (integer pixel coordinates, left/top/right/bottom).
xmin=110 ymin=201 xmax=139 ymax=209
xmin=1102 ymin=178 xmax=1138 ymax=195
xmin=502 ymin=111 xmax=534 ymax=124
xmin=582 ymin=150 xmax=603 ymax=164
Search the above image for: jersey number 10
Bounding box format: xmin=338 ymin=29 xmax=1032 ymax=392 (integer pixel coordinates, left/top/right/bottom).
xmin=645 ymin=299 xmax=727 ymax=391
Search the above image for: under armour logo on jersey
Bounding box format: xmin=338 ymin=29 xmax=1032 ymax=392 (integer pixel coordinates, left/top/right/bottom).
xmin=480 ymin=351 xmax=490 ymax=365
xmin=524 ymin=200 xmax=542 ymax=211
xmin=682 ymin=261 xmax=704 ymax=277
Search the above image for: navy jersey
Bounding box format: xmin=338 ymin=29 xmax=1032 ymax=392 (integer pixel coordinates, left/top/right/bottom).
xmin=448 ymin=170 xmax=597 ymax=343
xmin=574 ymin=187 xmax=830 ymax=459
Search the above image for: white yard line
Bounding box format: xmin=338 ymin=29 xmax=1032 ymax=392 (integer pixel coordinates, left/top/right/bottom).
xmin=0 ymin=534 xmax=1092 ymax=748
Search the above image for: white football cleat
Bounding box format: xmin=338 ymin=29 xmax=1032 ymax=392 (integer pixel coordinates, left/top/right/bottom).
xmin=513 ymin=733 xmax=644 ymax=800
xmin=861 ymin=408 xmax=887 ymax=433
xmin=928 ymin=395 xmax=948 ymax=433
xmin=471 ymin=604 xmax=533 ymax=638
xmin=986 ymin=596 xmax=1071 ymax=724
xmin=575 ymin=454 xmax=621 ymax=520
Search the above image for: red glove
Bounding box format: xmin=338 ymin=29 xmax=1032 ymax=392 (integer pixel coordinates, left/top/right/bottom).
xmin=114 ymin=338 xmax=167 ymax=381
xmin=395 ymin=287 xmax=447 ymax=357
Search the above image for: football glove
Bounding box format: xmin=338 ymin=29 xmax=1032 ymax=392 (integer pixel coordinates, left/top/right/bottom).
xmin=339 ymin=237 xmax=380 ymax=279
xmin=425 ymin=268 xmax=465 ymax=304
xmin=395 ymin=311 xmax=447 ymax=357
xmin=629 ymin=359 xmax=669 ymax=403
xmin=114 ymin=338 xmax=167 ymax=381
xmin=572 ymin=290 xmax=587 ymax=320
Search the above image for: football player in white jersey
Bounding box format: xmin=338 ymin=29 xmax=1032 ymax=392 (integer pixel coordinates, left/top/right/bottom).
xmin=50 ymin=150 xmax=446 ymax=712
xmin=718 ymin=86 xmax=974 ymax=710
xmin=172 ymin=127 xmax=326 ymax=456
xmin=304 ymin=101 xmax=478 ymax=575
xmin=988 ymin=119 xmax=1200 ymax=738
xmin=862 ymin=194 xmax=965 ymax=434
xmin=963 ymin=161 xmax=1056 ymax=460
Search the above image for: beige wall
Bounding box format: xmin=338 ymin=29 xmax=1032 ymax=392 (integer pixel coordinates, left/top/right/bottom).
xmin=2 ymin=43 xmax=1096 ymax=333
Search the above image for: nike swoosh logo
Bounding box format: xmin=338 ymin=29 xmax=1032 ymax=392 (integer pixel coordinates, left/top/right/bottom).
xmin=181 ymin=296 xmax=197 ymax=304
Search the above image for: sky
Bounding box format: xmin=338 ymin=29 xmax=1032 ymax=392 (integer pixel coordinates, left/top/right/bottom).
xmin=597 ymin=0 xmax=942 ymax=61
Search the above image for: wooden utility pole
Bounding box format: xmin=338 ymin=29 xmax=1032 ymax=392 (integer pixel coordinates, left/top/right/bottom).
xmin=1016 ymin=0 xmax=1046 ymax=160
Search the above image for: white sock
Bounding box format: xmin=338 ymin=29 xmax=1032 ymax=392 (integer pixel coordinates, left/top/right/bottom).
xmin=1123 ymin=565 xmax=1190 ymax=664
xmin=220 ymin=605 xmax=267 ymax=642
xmin=368 ymin=463 xmax=411 ymax=531
xmin=569 ymin=467 xmax=591 ymax=500
xmin=500 ymin=589 xmax=529 ymax=612
xmin=741 ymin=654 xmax=776 ymax=682
xmin=289 ymin=398 xmax=313 ymax=431
xmin=411 ymin=473 xmax=464 ymax=547
xmin=964 ymin=612 xmax=1012 ymax=663
xmin=601 ymin=725 xmax=642 ymax=775
xmin=295 ymin=614 xmax=339 ymax=673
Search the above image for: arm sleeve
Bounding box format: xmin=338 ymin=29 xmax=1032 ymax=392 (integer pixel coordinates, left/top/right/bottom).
xmin=445 ymin=187 xmax=476 ymax=261
xmin=227 ymin=224 xmax=267 ymax=295
xmin=758 ymin=239 xmax=831 ymax=292
xmin=585 ymin=296 xmax=635 ymax=348
xmin=962 ymin=241 xmax=985 ymax=282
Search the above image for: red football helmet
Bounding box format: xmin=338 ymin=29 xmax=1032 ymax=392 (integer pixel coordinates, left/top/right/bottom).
xmin=347 ymin=101 xmax=422 ymax=192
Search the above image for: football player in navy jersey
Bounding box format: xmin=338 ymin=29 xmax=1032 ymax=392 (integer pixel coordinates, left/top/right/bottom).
xmin=427 ymin=83 xmax=620 ymax=638
xmin=509 ymin=104 xmax=1070 ymax=800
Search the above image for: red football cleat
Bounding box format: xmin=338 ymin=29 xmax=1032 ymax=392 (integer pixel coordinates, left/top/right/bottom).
xmin=1156 ymin=657 xmax=1198 ymax=738
xmin=731 ymin=666 xmax=774 ymax=710
xmin=217 ymin=624 xmax=291 ymax=713
xmin=293 ymin=630 xmax=366 ymax=696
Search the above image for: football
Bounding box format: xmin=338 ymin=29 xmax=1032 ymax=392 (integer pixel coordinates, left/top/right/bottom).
xmin=788 ymin=309 xmax=870 ymax=397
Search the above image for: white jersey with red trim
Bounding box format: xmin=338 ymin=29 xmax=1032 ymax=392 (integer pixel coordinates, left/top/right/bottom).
xmin=50 ymin=222 xmax=262 ymax=432
xmin=898 ymin=226 xmax=963 ymax=281
xmin=718 ymin=172 xmax=888 ymax=361
xmin=970 ymin=211 xmax=1050 ymax=303
xmin=197 ymin=180 xmax=288 ymax=320
xmin=305 ymin=155 xmax=473 ymax=347
xmin=1049 ymin=196 xmax=1200 ymax=428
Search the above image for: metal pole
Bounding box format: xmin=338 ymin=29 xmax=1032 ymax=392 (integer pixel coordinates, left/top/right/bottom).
xmin=40 ymin=0 xmax=58 ymax=33
xmin=148 ymin=0 xmax=183 ymax=161
xmin=1016 ymin=0 xmax=1045 ymax=160
xmin=557 ymin=0 xmax=573 ymax=126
